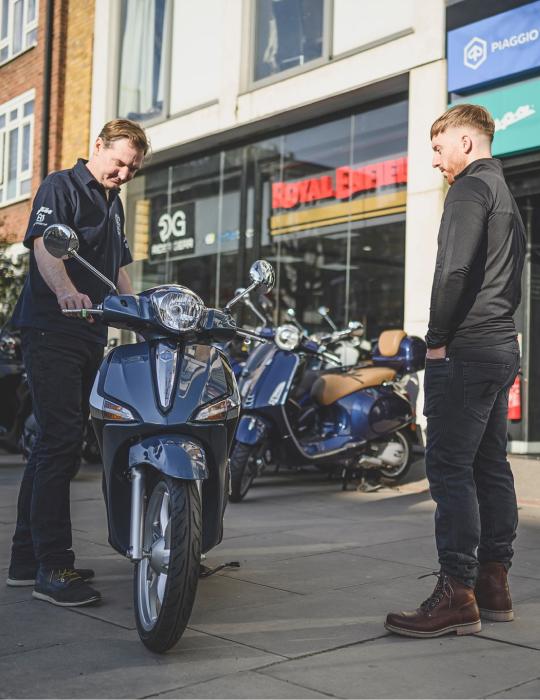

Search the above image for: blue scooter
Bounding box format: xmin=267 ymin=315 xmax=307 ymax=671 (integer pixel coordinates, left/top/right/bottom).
xmin=230 ymin=323 xmax=425 ymax=501
xmin=42 ymin=224 xmax=274 ymax=652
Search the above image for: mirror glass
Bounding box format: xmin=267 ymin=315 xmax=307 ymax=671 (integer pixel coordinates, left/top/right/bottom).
xmin=43 ymin=224 xmax=79 ymax=259
xmin=249 ymin=260 xmax=275 ymax=292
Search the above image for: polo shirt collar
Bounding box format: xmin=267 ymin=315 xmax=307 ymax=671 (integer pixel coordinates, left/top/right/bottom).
xmin=73 ymin=158 xmax=120 ymax=199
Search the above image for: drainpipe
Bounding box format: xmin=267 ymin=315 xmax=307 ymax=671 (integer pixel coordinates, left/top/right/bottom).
xmin=40 ymin=0 xmax=54 ymax=181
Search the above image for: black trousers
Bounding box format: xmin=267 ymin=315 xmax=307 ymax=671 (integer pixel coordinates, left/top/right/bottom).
xmin=11 ymin=328 xmax=103 ymax=569
xmin=424 ymin=341 xmax=520 ymax=588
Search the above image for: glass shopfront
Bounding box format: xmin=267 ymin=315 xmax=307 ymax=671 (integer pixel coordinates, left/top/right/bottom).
xmin=125 ymin=97 xmax=408 ymax=340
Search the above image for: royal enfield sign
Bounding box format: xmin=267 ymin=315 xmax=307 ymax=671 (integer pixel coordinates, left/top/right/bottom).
xmin=149 ymin=202 xmax=195 ymax=259
xmin=272 ymin=156 xmax=407 ymax=210
xmin=452 ymin=77 xmax=540 ymax=157
xmin=448 ymin=1 xmax=540 ymax=93
xmin=270 ymin=156 xmax=408 ymax=237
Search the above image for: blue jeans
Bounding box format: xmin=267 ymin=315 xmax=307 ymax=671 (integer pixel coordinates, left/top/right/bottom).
xmin=424 ymin=341 xmax=520 ymax=589
xmin=11 ymin=329 xmax=103 ymax=569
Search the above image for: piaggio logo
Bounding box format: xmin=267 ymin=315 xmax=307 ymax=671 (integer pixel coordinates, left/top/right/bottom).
xmin=464 ymin=37 xmax=487 ymax=70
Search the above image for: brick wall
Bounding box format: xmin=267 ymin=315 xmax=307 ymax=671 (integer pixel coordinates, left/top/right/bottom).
xmin=61 ymin=0 xmax=95 ymax=169
xmin=0 ymin=0 xmax=94 ymax=244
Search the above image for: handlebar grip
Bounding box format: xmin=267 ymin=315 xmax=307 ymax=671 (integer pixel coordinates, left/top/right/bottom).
xmin=61 ymin=308 xmax=103 ymax=317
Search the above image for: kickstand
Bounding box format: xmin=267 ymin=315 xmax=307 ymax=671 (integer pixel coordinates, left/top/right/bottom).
xmin=199 ymin=561 xmax=240 ymax=578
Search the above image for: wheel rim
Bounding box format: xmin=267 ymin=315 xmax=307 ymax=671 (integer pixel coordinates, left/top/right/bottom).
xmin=240 ymin=454 xmax=256 ymax=497
xmin=136 ymin=482 xmax=171 ymax=632
xmin=379 ymin=432 xmax=409 ymax=478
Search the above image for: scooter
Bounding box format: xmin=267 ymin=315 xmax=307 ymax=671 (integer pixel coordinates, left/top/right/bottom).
xmin=42 ymin=224 xmax=274 ymax=653
xmin=229 ymin=323 xmax=425 ymax=501
xmin=0 ymin=326 xmax=29 ymax=454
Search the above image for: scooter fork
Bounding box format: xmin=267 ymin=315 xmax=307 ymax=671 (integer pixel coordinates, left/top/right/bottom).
xmin=128 ymin=466 xmax=145 ymax=561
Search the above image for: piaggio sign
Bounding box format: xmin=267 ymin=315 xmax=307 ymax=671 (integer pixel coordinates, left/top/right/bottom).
xmin=272 ymin=156 xmax=408 ymax=210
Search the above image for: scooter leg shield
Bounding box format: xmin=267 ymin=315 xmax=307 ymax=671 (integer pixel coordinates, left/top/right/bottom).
xmin=234 ymin=414 xmax=269 ymax=446
xmin=128 ymin=435 xmax=208 ymax=480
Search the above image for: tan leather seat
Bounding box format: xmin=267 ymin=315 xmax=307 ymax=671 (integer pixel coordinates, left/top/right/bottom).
xmin=311 ymin=367 xmax=397 ymax=406
xmin=378 ymin=330 xmax=406 ymax=356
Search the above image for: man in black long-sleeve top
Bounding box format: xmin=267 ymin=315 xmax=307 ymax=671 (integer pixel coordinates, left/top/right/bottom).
xmin=385 ymin=104 xmax=526 ymax=638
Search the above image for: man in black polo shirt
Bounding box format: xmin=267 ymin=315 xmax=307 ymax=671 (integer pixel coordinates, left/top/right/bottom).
xmin=7 ymin=119 xmax=149 ymax=607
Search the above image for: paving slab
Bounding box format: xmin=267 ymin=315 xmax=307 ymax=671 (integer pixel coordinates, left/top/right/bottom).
xmin=0 ymin=627 xmax=282 ymax=700
xmin=479 ymin=597 xmax=540 ymax=650
xmin=488 ymin=676 xmax=540 ymax=698
xmin=262 ymin=635 xmax=540 ymax=699
xmin=150 ymin=670 xmax=332 ymax=699
xmin=219 ymin=549 xmax=426 ymax=595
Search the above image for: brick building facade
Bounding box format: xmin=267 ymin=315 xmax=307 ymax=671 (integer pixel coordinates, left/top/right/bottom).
xmin=0 ymin=0 xmax=95 ymax=245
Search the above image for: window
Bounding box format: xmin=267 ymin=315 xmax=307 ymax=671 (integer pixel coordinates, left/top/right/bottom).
xmin=117 ymin=0 xmax=168 ymax=123
xmin=0 ymin=0 xmax=38 ymax=64
xmin=0 ymin=90 xmax=34 ymax=206
xmin=253 ymin=0 xmax=326 ymax=83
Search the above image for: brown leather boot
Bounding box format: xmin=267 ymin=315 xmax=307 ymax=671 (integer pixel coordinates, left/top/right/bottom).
xmin=475 ymin=562 xmax=514 ymax=622
xmin=385 ymin=572 xmax=481 ymax=638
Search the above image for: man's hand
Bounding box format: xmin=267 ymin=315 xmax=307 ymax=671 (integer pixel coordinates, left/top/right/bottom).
xmin=56 ymin=290 xmax=95 ymax=323
xmin=426 ymin=346 xmax=446 ymax=360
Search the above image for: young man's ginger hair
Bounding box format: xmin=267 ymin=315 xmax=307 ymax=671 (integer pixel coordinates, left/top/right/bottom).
xmin=430 ymin=104 xmax=495 ymax=144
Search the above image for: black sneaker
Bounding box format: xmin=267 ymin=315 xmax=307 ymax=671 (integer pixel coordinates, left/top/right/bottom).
xmin=32 ymin=568 xmax=101 ymax=607
xmin=6 ymin=563 xmax=95 ymax=587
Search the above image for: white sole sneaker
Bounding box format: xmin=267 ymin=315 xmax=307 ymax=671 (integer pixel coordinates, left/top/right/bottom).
xmin=32 ymin=590 xmax=101 ymax=607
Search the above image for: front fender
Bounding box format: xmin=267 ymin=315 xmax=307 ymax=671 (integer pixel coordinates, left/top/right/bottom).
xmin=128 ymin=435 xmax=208 ymax=480
xmin=235 ymin=414 xmax=270 ymax=446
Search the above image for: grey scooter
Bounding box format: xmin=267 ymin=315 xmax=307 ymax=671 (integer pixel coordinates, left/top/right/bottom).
xmin=42 ymin=224 xmax=274 ymax=653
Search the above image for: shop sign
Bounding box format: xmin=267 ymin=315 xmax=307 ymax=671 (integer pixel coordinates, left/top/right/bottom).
xmin=452 ymin=77 xmax=540 ymax=157
xmin=149 ymin=202 xmax=195 ymax=258
xmin=271 ymin=156 xmax=407 ymax=210
xmin=448 ymin=1 xmax=540 ymax=93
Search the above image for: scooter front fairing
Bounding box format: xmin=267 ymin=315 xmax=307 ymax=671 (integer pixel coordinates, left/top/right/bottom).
xmin=90 ymin=341 xmax=239 ymax=555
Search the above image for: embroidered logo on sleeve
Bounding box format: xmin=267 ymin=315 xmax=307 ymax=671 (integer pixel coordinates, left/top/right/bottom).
xmin=35 ymin=206 xmax=53 ymax=226
xmin=115 ymin=214 xmax=122 ymax=238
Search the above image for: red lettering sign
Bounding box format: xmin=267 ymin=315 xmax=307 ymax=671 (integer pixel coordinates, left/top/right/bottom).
xmin=272 ymin=156 xmax=408 ymax=210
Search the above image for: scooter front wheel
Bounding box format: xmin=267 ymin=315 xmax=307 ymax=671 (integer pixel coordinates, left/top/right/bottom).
xmin=378 ymin=429 xmax=413 ymax=481
xmin=229 ymin=442 xmax=260 ymax=502
xmin=134 ymin=476 xmax=201 ymax=653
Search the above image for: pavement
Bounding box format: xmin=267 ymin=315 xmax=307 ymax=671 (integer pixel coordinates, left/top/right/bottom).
xmin=0 ymin=450 xmax=539 ymax=699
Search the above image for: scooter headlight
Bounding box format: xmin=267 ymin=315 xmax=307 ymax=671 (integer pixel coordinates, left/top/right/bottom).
xmin=275 ymin=324 xmax=301 ymax=351
xmin=151 ymin=286 xmax=204 ymax=332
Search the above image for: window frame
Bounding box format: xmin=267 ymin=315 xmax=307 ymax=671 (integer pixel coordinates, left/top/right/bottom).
xmin=0 ymin=88 xmax=35 ymax=208
xmin=247 ymin=0 xmax=334 ymax=90
xmin=115 ymin=0 xmax=174 ymax=128
xmin=0 ymin=0 xmax=39 ymax=66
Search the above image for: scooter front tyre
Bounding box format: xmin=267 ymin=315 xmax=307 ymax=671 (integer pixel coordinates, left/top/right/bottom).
xmin=134 ymin=476 xmax=201 ymax=653
xmin=229 ymin=442 xmax=258 ymax=503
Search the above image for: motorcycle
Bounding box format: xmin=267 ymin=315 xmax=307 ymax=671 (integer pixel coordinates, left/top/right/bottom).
xmin=0 ymin=326 xmax=29 ymax=454
xmin=42 ymin=223 xmax=275 ymax=653
xmin=229 ymin=323 xmax=425 ymax=501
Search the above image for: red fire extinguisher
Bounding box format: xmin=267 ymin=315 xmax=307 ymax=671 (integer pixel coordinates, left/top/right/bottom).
xmin=508 ymin=372 xmax=521 ymax=421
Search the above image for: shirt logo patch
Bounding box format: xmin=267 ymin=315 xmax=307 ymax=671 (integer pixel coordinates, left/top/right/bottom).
xmin=35 ymin=206 xmax=53 ymax=225
xmin=115 ymin=213 xmax=122 ymax=238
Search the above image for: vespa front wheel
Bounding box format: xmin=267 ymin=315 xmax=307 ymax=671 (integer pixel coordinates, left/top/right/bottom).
xmin=134 ymin=476 xmax=201 ymax=653
xmin=378 ymin=429 xmax=413 ymax=482
xmin=229 ymin=442 xmax=262 ymax=502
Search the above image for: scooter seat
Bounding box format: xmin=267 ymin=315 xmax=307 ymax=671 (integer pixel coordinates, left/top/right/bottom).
xmin=311 ymin=367 xmax=397 ymax=406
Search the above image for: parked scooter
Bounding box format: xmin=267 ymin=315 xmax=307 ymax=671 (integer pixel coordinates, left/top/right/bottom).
xmin=316 ymin=306 xmax=371 ymax=366
xmin=0 ymin=326 xmax=29 ymax=454
xmin=42 ymin=224 xmax=275 ymax=653
xmin=230 ymin=324 xmax=425 ymax=501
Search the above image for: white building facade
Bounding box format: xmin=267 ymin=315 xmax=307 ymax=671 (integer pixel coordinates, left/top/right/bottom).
xmin=90 ymin=0 xmax=540 ymax=452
